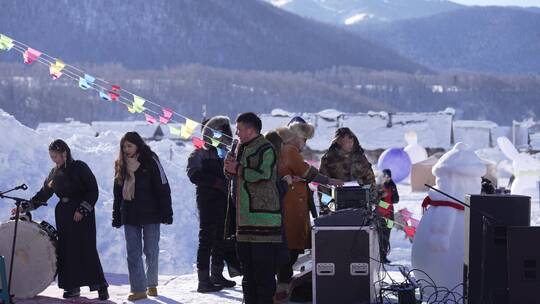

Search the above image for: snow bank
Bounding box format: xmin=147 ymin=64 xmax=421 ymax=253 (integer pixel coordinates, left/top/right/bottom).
xmin=0 ymin=109 xmax=199 ymax=275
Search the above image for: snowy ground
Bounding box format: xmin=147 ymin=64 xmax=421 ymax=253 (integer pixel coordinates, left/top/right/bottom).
xmin=1 ymin=109 xmax=539 ymax=303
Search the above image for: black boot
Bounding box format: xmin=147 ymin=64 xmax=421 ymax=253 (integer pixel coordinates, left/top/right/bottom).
xmin=63 ymin=287 xmax=80 ymax=298
xmin=98 ymin=286 xmax=109 ymax=300
xmin=210 ymin=265 xmax=236 ymax=288
xmin=197 ymin=269 xmax=224 ymax=293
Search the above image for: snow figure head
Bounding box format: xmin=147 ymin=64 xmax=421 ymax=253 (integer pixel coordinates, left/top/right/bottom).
xmin=404 ymin=131 xmax=428 ymax=164
xmin=497 ymin=136 xmax=540 ymax=201
xmin=431 ymin=142 xmax=486 ymax=201
xmin=411 ymin=142 xmax=485 ymax=300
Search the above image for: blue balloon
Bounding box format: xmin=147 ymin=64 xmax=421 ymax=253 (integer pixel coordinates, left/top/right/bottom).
xmin=377 ymin=148 xmax=412 ymax=183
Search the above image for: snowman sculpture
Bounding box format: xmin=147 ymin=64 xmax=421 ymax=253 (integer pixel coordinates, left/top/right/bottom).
xmin=411 ymin=143 xmax=486 ymax=299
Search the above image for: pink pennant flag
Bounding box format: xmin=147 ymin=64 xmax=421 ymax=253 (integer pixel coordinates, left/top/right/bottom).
xmin=400 ymin=209 xmax=413 ymax=221
xmin=404 ymin=226 xmax=416 ymax=238
xmin=109 ymin=85 xmax=121 ymax=101
xmin=410 ymin=218 xmax=420 ymax=228
xmin=145 ymin=113 xmax=156 ymax=125
xmin=192 ymin=136 xmax=205 ymax=149
xmin=159 ymin=108 xmax=173 ymax=124
xmin=23 ymin=48 xmax=42 ymax=64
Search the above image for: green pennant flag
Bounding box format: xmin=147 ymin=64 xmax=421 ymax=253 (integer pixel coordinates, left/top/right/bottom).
xmin=379 ymin=200 xmax=390 ymax=209
xmin=0 ymin=34 xmax=14 ymax=51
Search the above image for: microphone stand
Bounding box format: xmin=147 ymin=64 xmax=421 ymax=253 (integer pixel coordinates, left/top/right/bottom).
xmin=424 ymin=184 xmax=497 ymax=222
xmin=0 ymin=185 xmax=41 ymax=301
xmin=424 ymin=184 xmax=498 ymax=304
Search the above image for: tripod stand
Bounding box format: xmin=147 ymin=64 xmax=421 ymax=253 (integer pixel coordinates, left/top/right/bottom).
xmin=0 ymin=184 xmax=44 ymax=302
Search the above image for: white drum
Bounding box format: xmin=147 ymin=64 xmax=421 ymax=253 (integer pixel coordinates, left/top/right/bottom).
xmin=0 ymin=220 xmax=57 ymax=299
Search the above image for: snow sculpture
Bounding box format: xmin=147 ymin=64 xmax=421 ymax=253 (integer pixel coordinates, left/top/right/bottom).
xmin=411 ymin=143 xmax=486 ymax=299
xmin=377 ymin=148 xmax=411 ymax=183
xmin=404 ymin=131 xmax=428 ymax=164
xmin=497 ymin=136 xmax=540 ymax=201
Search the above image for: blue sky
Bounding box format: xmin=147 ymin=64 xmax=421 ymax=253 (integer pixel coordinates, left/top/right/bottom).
xmin=453 ymin=0 xmax=540 ymax=7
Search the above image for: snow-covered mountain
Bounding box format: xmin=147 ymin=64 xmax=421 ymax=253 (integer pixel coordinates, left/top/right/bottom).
xmin=354 ymin=6 xmax=540 ymax=74
xmin=0 ymin=0 xmax=424 ymax=73
xmin=265 ymin=0 xmax=464 ymax=25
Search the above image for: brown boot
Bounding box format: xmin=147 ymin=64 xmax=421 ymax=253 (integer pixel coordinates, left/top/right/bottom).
xmin=147 ymin=286 xmax=158 ymax=297
xmin=127 ymin=292 xmax=147 ymax=301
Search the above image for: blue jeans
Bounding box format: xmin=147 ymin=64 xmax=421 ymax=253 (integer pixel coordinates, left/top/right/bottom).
xmin=124 ymin=224 xmax=160 ymax=292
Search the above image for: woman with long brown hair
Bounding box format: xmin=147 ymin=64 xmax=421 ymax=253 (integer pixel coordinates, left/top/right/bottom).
xmin=112 ymin=132 xmax=173 ymax=301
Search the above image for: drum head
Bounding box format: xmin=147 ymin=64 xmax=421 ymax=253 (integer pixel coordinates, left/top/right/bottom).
xmin=0 ymin=220 xmax=57 ymax=299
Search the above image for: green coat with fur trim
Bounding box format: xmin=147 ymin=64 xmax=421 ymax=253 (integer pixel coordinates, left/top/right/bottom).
xmin=227 ymin=135 xmax=282 ymax=243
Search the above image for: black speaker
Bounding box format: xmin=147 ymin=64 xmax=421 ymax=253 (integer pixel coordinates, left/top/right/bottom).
xmin=312 ymin=226 xmax=379 ymax=304
xmin=506 ymin=226 xmax=540 ymax=304
xmin=463 ymin=194 xmax=531 ymax=304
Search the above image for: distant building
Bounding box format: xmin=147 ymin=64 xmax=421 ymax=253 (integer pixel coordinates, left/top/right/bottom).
xmin=260 ymin=108 xmax=455 ymax=152
xmin=452 ymin=120 xmax=498 ymax=150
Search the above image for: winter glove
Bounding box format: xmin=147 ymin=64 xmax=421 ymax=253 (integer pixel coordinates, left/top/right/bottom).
xmin=76 ymin=201 xmax=93 ymax=217
xmin=112 ymin=211 xmax=122 ymax=228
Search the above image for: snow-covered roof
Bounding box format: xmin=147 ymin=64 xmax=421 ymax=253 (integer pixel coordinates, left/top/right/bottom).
xmin=260 ymin=114 xmax=296 ymax=134
xmin=453 ymin=120 xmax=498 ymax=129
xmin=317 ymin=109 xmax=344 ymax=121
xmin=36 ymin=121 xmax=96 ymax=137
xmin=270 ymin=108 xmax=295 ymax=117
xmin=262 ymin=109 xmax=454 ymax=151
xmin=340 ymin=111 xmax=453 ymax=150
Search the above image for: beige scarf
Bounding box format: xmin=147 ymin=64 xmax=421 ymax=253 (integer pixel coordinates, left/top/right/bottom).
xmin=122 ymin=157 xmax=140 ymax=201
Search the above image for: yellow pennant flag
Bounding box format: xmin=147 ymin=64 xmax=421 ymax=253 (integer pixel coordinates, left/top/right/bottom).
xmin=0 ymin=34 xmax=14 ymax=51
xmin=211 ymin=138 xmax=220 ymax=147
xmin=131 ymin=95 xmax=146 ymax=113
xmin=49 ymin=59 xmax=66 ymax=79
xmin=180 ymin=118 xmax=198 ymax=139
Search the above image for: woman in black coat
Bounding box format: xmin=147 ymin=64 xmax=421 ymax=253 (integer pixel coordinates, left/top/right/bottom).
xmin=112 ymin=131 xmax=173 ymax=301
xmin=21 ymin=139 xmax=108 ymax=300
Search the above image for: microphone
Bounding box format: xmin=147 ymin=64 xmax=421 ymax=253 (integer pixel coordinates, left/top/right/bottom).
xmin=229 ymin=139 xmax=239 ymax=157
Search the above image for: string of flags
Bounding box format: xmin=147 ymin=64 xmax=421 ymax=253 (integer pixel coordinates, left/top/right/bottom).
xmin=1 ymin=33 xmax=419 ymax=238
xmin=0 ymin=33 xmax=233 ymax=156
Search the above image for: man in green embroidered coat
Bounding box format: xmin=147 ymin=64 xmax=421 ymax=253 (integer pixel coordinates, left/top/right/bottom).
xmin=224 ymin=112 xmax=282 ymax=304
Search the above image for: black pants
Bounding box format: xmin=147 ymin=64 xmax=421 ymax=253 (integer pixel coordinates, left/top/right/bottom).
xmin=197 ymin=200 xmax=227 ymax=271
xmin=237 ymin=242 xmax=279 ymax=304
xmin=380 ymin=227 xmax=391 ymax=260
xmin=277 ymin=249 xmax=303 ymax=283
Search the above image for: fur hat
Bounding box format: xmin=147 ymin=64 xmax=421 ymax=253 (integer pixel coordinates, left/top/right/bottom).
xmin=202 ymin=116 xmax=232 ymax=147
xmin=275 ymin=127 xmax=297 ymax=144
xmin=288 ymin=122 xmax=315 ymax=140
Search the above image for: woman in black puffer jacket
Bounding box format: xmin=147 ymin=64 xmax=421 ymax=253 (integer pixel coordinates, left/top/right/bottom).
xmin=112 ymin=131 xmax=172 ymax=301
